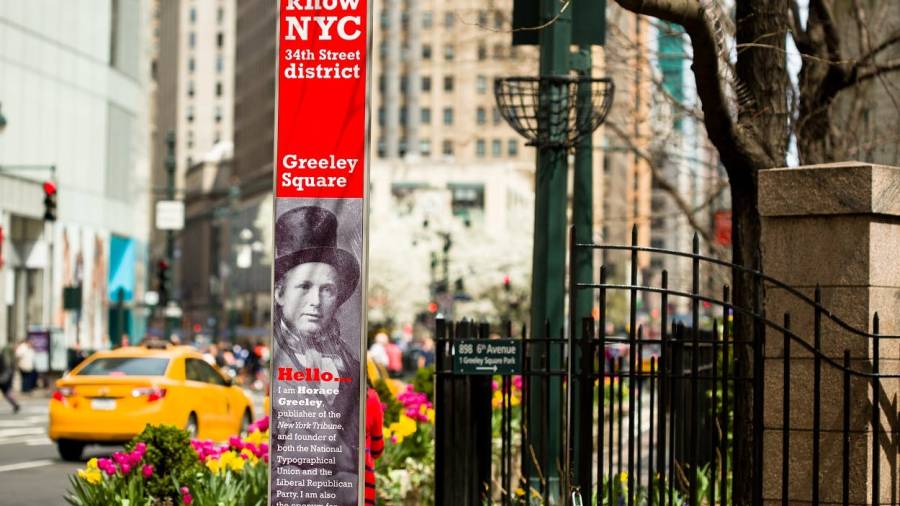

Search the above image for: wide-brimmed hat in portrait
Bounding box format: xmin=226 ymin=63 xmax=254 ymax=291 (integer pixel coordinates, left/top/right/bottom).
xmin=275 ymin=206 xmax=360 ymax=306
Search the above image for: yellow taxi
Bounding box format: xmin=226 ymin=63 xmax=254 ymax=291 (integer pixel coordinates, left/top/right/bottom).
xmin=49 ymin=342 xmax=254 ymax=461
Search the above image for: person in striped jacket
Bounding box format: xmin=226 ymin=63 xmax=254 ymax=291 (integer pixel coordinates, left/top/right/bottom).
xmin=365 ymin=386 xmax=384 ymax=505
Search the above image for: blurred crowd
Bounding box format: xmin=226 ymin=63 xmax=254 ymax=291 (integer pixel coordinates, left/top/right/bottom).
xmin=367 ymin=331 xmax=434 ymax=378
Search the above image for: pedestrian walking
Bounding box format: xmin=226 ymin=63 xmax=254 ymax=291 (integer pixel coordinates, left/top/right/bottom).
xmin=0 ymin=344 xmax=21 ymax=413
xmin=14 ymin=340 xmax=36 ymax=394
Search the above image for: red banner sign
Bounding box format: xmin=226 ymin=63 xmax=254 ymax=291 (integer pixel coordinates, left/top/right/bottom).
xmin=276 ymin=0 xmax=368 ymax=199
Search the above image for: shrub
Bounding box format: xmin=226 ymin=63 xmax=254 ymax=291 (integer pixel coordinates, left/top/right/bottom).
xmin=126 ymin=425 xmax=202 ymax=501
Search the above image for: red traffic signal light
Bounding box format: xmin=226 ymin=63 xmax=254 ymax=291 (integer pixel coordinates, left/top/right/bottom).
xmin=427 ymin=302 xmax=438 ymax=313
xmin=42 ymin=181 xmax=58 ymax=221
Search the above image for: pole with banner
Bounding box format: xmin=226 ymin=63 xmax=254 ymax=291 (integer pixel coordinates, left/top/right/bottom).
xmin=270 ymin=1 xmax=372 ymax=505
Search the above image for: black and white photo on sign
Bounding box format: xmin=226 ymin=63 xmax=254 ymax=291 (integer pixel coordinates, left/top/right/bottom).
xmin=270 ymin=199 xmax=364 ymax=505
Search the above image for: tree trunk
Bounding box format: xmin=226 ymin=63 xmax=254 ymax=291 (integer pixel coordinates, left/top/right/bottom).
xmin=730 ymin=3 xmax=788 ymax=503
xmin=728 ymin=170 xmax=762 ymax=506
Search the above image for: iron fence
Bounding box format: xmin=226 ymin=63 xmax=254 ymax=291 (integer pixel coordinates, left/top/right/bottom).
xmin=434 ymin=226 xmax=900 ymax=505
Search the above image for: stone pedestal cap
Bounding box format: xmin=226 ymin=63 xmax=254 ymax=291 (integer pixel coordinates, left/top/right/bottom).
xmin=759 ymin=161 xmax=900 ymax=217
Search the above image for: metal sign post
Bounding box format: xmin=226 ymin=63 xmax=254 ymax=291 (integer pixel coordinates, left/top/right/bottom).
xmin=269 ymin=1 xmax=372 ymax=505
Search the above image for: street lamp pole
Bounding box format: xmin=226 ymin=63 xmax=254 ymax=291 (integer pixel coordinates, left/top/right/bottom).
xmin=164 ymin=131 xmax=176 ymax=338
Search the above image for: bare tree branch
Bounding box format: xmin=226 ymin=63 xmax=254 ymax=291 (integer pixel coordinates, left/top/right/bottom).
xmin=857 ymin=29 xmax=900 ymax=65
xmin=611 ymin=0 xmax=773 ymax=177
xmin=854 ymin=59 xmax=900 ymax=84
xmin=606 ymin=120 xmax=725 ymax=253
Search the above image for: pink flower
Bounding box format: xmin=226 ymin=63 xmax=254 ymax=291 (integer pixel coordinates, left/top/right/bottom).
xmin=97 ymin=458 xmax=116 ymax=476
xmin=120 ymin=462 xmax=132 ymax=475
xmin=228 ymin=436 xmax=243 ymax=450
xmin=512 ymin=375 xmax=523 ymax=391
xmin=492 ymin=380 xmax=499 ymax=391
xmin=133 ymin=442 xmax=147 ymax=455
xmin=141 ymin=464 xmax=154 ymax=479
xmin=249 ymin=416 xmax=269 ymax=433
xmin=112 ymin=452 xmax=128 ymax=466
xmin=181 ymin=487 xmax=193 ymax=505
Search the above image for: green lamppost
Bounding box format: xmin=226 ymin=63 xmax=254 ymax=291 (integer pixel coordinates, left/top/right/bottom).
xmin=497 ymin=0 xmax=611 ymax=500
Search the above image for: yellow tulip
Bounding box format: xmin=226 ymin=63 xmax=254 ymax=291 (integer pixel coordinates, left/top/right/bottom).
xmin=206 ymin=458 xmax=221 ymax=474
xmin=78 ymin=468 xmax=102 ymax=485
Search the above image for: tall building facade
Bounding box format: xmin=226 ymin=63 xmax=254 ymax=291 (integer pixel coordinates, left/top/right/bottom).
xmin=0 ymin=1 xmax=151 ymax=352
xmin=372 ymin=0 xmax=537 ymax=162
xmin=150 ymin=0 xmax=239 ymax=337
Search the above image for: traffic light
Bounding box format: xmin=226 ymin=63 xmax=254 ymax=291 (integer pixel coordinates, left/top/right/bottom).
xmin=42 ymin=181 xmax=57 ymax=221
xmin=157 ymin=259 xmax=170 ymax=305
xmin=503 ymin=274 xmax=511 ymax=292
xmin=427 ymin=301 xmax=438 ymax=314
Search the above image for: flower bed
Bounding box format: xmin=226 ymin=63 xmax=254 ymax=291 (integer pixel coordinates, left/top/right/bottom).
xmin=66 ymin=417 xmax=270 ymax=506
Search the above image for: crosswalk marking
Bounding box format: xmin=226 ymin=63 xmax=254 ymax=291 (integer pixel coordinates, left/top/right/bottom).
xmin=0 ymin=460 xmax=54 ymax=473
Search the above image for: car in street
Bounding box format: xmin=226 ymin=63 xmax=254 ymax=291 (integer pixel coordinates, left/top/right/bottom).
xmin=49 ymin=342 xmax=255 ymax=461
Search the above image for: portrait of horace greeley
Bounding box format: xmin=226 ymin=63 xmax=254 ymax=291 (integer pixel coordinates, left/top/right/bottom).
xmin=272 ymin=206 xmax=361 ymax=495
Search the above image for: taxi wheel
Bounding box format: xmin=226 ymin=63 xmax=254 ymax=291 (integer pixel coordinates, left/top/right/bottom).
xmin=239 ymin=410 xmax=252 ymax=436
xmin=57 ymin=440 xmax=85 ymax=462
xmin=185 ymin=413 xmax=198 ymax=438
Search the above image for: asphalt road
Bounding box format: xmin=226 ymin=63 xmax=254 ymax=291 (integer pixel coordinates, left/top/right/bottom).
xmin=0 ymin=393 xmax=266 ymax=505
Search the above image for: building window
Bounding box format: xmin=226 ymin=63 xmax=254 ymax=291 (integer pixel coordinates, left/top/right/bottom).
xmin=377 ymin=138 xmax=386 ymax=158
xmin=187 ymin=130 xmax=194 ymax=149
xmin=379 ymin=41 xmax=387 ymax=57
xmin=187 ymin=105 xmax=194 ymax=122
xmin=421 ymin=107 xmax=432 ymax=124
xmin=492 ymin=139 xmax=502 ymax=157
xmin=189 ymin=7 xmax=196 ymax=23
xmin=216 ymin=55 xmax=223 ymax=72
xmin=493 ymin=106 xmax=502 ymax=125
xmin=215 ymin=81 xmax=222 ymax=97
xmin=378 ymin=75 xmax=385 ymax=92
xmin=188 ymin=57 xmax=195 ymax=73
xmin=444 ymin=11 xmax=455 ymax=28
xmin=477 ymin=44 xmax=487 ymax=60
xmin=420 ymin=139 xmax=431 ymax=156
xmin=443 ymin=76 xmax=454 ymax=92
xmin=378 ymin=107 xmax=385 ymax=126
xmin=442 ymin=140 xmax=453 ymax=156
xmin=422 ymin=11 xmax=433 ymax=28
xmin=187 ymin=80 xmax=195 ymax=97
xmin=422 ymin=44 xmax=432 ymax=60
xmin=476 ymin=75 xmax=487 ymax=94
xmin=400 ymin=75 xmax=408 ymax=93
xmin=494 ymin=10 xmax=503 ymax=29
xmin=508 ymin=139 xmax=519 ymax=156
xmin=215 ymin=105 xmax=222 ymax=123
xmin=493 ymin=44 xmax=505 ymax=59
xmin=422 ymin=76 xmax=432 ymax=92
xmin=475 ymin=139 xmax=486 ymax=157
xmin=400 ymin=106 xmax=407 ymax=125
xmin=217 ymin=32 xmax=224 ymax=48
xmin=443 ymin=107 xmax=454 ymax=125
xmin=476 ymin=107 xmax=486 ymax=125
xmin=444 ymin=44 xmax=454 ymax=61
xmin=188 ymin=31 xmax=195 ymax=48
xmin=477 ymin=10 xmax=488 ymax=26
xmin=380 ymin=10 xmax=388 ymax=28
xmin=217 ymin=7 xmax=224 ymax=23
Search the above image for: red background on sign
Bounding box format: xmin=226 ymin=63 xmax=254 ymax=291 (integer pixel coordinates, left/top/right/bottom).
xmin=276 ymin=0 xmax=368 ymax=198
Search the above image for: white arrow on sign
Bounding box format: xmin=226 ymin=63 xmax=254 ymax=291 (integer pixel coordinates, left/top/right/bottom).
xmin=475 ymin=366 xmax=498 ymax=372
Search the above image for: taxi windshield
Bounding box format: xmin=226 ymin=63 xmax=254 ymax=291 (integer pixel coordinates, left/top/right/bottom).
xmin=76 ymin=357 xmax=170 ymax=377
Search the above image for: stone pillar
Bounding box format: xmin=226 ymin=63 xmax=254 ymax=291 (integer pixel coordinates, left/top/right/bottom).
xmin=759 ymin=162 xmax=900 ymax=505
